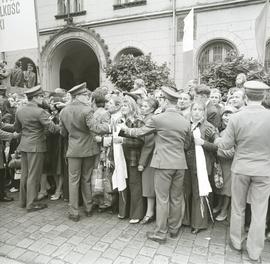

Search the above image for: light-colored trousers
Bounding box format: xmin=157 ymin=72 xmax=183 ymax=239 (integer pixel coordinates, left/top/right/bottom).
xmin=20 ymin=152 xmax=45 ymax=209
xmin=230 ymin=172 xmax=270 ymax=260
xmin=154 ymin=169 xmax=185 ymax=238
xmin=68 ymin=156 xmax=96 ymax=216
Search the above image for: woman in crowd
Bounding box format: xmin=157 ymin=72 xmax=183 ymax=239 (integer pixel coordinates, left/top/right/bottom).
xmin=117 ymin=95 xmax=145 ymax=223
xmin=186 ymin=100 xmax=218 ymax=234
xmin=214 ymin=106 xmax=236 ymax=221
xmin=138 ymin=97 xmax=159 ymax=224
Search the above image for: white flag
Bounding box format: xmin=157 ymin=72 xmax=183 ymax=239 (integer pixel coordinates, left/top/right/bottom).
xmin=0 ymin=0 xmax=38 ymax=52
xmin=183 ymin=8 xmax=194 ymax=52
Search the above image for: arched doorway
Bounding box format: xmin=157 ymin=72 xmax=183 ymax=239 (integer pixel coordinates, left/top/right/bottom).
xmin=58 ymin=40 xmax=99 ymax=91
xmin=41 ymin=26 xmax=111 ymax=92
xmin=16 ymin=57 xmax=38 ymax=86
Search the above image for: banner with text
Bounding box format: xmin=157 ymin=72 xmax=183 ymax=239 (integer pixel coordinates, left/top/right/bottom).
xmin=0 ymin=0 xmax=38 ymax=52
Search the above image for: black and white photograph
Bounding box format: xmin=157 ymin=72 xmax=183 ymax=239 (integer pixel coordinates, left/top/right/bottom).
xmin=0 ymin=0 xmax=270 ymax=263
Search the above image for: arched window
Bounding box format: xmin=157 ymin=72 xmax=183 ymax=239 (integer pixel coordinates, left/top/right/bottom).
xmin=198 ymin=40 xmax=235 ymax=74
xmin=265 ymin=40 xmax=270 ymax=72
xmin=114 ymin=47 xmax=143 ymax=63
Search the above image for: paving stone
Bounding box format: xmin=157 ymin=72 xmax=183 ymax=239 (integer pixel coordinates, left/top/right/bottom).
xmin=6 ymin=248 xmax=26 ymax=259
xmin=194 ymin=238 xmax=210 ymax=248
xmin=133 ymin=255 xmax=152 ymax=264
xmin=94 ymin=257 xmax=113 ymax=264
xmin=207 ymin=252 xmax=225 ymax=264
xmin=92 ymin=241 xmax=109 ymax=252
xmin=102 ymin=247 xmax=121 ymax=260
xmin=178 ymin=239 xmax=194 ymax=248
xmin=16 ymin=238 xmax=35 ymax=249
xmin=121 ymin=247 xmax=139 ymax=258
xmin=110 ymin=240 xmax=127 ymax=251
xmin=18 ymin=250 xmax=39 ymax=263
xmin=73 ymin=243 xmax=92 ymax=254
xmin=188 ymin=253 xmax=208 ymax=264
xmin=174 ymin=245 xmax=192 ymax=256
xmin=33 ymin=254 xmax=52 ymax=264
xmin=113 ymin=255 xmax=133 ymax=264
xmin=51 ymin=243 xmax=74 ymax=259
xmin=48 ymin=236 xmax=67 ymax=247
xmin=192 ymin=245 xmax=208 ymax=256
xmin=139 ymin=246 xmax=157 ymax=258
xmin=48 ymin=259 xmax=66 ymax=264
xmin=25 ymin=225 xmax=40 ymax=233
xmin=39 ymin=244 xmax=58 ymax=256
xmin=79 ymin=249 xmax=102 ymax=264
xmin=156 ymin=245 xmax=174 ymax=256
xmin=63 ymin=250 xmax=83 ymax=263
xmin=153 ymin=254 xmax=170 ymax=264
xmin=83 ymin=234 xmax=100 ymax=246
xmin=0 ymin=244 xmax=15 ymax=255
xmin=40 ymin=225 xmax=55 ymax=233
xmin=67 ymin=235 xmax=84 ymax=245
xmin=209 ymin=244 xmax=225 ymax=255
xmin=127 ymin=240 xmax=144 ymax=250
xmin=53 ymin=225 xmax=69 ymax=233
xmin=170 ymin=253 xmax=189 ymax=264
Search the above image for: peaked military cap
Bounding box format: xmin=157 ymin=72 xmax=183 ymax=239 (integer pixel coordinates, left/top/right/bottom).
xmin=69 ymin=82 xmax=88 ymax=96
xmin=243 ymin=80 xmax=270 ymax=93
xmin=161 ymin=86 xmax=181 ymax=101
xmin=24 ymin=85 xmax=43 ymax=98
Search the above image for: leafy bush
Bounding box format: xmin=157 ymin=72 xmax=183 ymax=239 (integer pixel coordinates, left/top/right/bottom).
xmin=200 ymin=50 xmax=270 ymax=95
xmin=106 ymin=54 xmax=175 ymax=93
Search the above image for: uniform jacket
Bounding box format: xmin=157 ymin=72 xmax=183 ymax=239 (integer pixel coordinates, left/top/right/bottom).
xmin=127 ymin=108 xmax=191 ymax=170
xmin=14 ymin=102 xmax=59 ymax=152
xmin=217 ymin=105 xmax=270 ymax=177
xmin=60 ymin=100 xmax=105 ymax=158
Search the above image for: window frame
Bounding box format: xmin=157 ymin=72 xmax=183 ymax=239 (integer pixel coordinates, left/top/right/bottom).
xmin=197 ymin=39 xmax=236 ymax=75
xmin=55 ymin=0 xmax=86 ymax=19
xmin=113 ymin=0 xmax=147 ymax=10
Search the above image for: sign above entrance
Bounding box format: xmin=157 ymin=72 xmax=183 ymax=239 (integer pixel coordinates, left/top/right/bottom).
xmin=0 ymin=0 xmax=38 ymax=52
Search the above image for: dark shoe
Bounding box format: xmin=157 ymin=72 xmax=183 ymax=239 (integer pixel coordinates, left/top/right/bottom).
xmin=191 ymin=228 xmax=201 ymax=235
xmin=170 ymin=229 xmax=180 ymax=238
xmin=0 ymin=196 xmax=14 ymax=202
xmin=85 ymin=210 xmax=93 ymax=217
xmin=228 ymin=239 xmax=242 ymax=252
xmin=27 ymin=203 xmax=48 ymax=212
xmin=146 ymin=231 xmax=166 ymax=244
xmin=140 ymin=215 xmax=155 ymax=225
xmin=68 ymin=214 xmax=80 ymax=222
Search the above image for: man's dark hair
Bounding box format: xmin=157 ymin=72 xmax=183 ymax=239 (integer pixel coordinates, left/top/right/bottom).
xmin=246 ymin=91 xmax=265 ymax=102
xmin=195 ymin=84 xmax=211 ymax=97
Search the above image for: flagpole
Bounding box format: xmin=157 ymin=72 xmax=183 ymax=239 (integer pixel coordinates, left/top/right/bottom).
xmin=33 ymin=0 xmax=43 ymax=86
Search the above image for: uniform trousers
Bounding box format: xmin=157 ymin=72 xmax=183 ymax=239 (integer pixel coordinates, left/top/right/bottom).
xmin=154 ymin=169 xmax=185 ymax=238
xmin=20 ymin=152 xmax=45 ymax=209
xmin=230 ymin=173 xmax=270 ymax=260
xmin=68 ymin=156 xmax=96 ymax=216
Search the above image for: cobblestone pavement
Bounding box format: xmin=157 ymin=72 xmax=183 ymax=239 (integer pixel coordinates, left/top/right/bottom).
xmin=0 ymin=195 xmax=269 ymax=264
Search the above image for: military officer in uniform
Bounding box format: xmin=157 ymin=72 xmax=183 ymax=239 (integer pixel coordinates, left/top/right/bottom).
xmin=216 ymin=80 xmax=270 ymax=263
xmin=14 ymin=85 xmax=60 ymax=212
xmin=121 ymin=86 xmax=191 ymax=243
xmin=60 ymin=83 xmax=110 ymax=222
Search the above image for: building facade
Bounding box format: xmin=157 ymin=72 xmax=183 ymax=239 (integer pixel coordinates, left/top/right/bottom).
xmin=2 ymin=0 xmax=270 ymax=91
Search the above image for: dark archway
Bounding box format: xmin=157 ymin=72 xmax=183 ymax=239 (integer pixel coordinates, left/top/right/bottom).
xmin=59 ymin=40 xmax=99 ymax=91
xmin=16 ymin=57 xmax=38 ymax=86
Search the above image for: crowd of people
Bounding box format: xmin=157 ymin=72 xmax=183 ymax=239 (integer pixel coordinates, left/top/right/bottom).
xmin=0 ymin=75 xmax=270 ymax=263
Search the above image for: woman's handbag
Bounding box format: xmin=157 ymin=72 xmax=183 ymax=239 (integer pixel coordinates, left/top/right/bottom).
xmin=91 ymin=163 xmax=104 ymax=197
xmin=213 ymin=161 xmax=223 ymax=189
